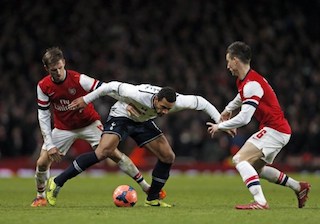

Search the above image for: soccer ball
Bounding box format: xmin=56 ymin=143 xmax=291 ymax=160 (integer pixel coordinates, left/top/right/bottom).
xmin=112 ymin=185 xmax=138 ymax=207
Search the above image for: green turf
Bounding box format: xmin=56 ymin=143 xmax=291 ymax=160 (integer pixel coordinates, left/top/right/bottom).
xmin=0 ymin=173 xmax=318 ymax=224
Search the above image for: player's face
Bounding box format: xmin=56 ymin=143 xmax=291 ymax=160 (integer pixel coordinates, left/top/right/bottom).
xmin=46 ymin=59 xmax=66 ymax=83
xmin=226 ymin=53 xmax=238 ymax=77
xmin=154 ymin=97 xmax=175 ymax=117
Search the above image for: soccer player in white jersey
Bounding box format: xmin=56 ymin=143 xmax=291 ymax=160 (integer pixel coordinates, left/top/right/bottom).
xmin=46 ymin=80 xmax=230 ymax=207
xmin=207 ymin=41 xmax=311 ymax=209
xmin=32 ymin=47 xmax=160 ymax=207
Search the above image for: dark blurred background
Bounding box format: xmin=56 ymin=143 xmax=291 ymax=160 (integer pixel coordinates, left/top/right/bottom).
xmin=0 ymin=0 xmax=319 ymax=170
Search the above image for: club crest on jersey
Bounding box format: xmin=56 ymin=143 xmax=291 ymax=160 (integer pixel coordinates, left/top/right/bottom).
xmin=68 ymin=88 xmax=76 ymax=95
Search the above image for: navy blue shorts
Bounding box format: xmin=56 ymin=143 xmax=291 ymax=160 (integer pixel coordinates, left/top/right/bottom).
xmin=103 ymin=116 xmax=163 ymax=146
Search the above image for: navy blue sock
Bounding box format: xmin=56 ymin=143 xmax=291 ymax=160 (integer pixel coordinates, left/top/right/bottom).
xmin=147 ymin=160 xmax=172 ymax=201
xmin=54 ymin=151 xmax=99 ymax=187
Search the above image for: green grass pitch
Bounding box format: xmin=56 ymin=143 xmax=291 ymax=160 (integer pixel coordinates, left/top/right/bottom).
xmin=0 ymin=173 xmax=319 ymax=224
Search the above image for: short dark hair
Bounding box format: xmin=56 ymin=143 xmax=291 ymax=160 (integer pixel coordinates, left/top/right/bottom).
xmin=157 ymin=87 xmax=176 ymax=103
xmin=42 ymin=47 xmax=64 ymax=67
xmin=226 ymin=41 xmax=251 ymax=64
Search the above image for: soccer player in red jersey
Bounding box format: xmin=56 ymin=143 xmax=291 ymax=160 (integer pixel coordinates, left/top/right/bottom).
xmin=31 ymin=47 xmax=156 ymax=207
xmin=207 ymin=41 xmax=311 ymax=210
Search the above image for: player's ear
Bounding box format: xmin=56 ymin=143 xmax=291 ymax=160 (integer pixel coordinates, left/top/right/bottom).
xmin=233 ymin=56 xmax=240 ymax=65
xmin=153 ymin=95 xmax=159 ymax=105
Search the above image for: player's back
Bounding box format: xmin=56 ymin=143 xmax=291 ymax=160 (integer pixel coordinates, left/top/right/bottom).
xmin=109 ymin=83 xmax=161 ymax=122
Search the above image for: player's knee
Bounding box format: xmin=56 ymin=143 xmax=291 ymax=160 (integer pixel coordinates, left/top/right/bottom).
xmin=232 ymin=154 xmax=241 ymax=165
xmin=95 ymin=146 xmax=115 ymax=160
xmin=167 ymin=151 xmax=175 ymax=163
xmin=95 ymin=149 xmax=107 ymax=160
xmin=232 ymin=154 xmax=258 ymax=167
xmin=160 ymin=150 xmax=175 ymax=163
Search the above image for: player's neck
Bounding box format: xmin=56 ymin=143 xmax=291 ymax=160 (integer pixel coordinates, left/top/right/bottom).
xmin=238 ymin=65 xmax=251 ymax=80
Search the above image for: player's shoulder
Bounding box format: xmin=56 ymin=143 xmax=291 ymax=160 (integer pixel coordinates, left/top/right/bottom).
xmin=38 ymin=74 xmax=51 ymax=87
xmin=248 ymin=69 xmax=265 ymax=81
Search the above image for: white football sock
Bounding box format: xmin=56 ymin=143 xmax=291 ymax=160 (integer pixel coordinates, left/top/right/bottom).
xmin=118 ymin=154 xmax=150 ymax=192
xmin=260 ymin=166 xmax=300 ymax=192
xmin=236 ymin=161 xmax=267 ymax=205
xmin=35 ymin=167 xmax=49 ymax=197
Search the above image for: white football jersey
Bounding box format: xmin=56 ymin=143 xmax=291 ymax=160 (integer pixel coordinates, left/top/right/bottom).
xmin=83 ymin=81 xmax=221 ymax=123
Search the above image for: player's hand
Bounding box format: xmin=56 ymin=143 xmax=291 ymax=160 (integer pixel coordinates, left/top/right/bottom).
xmin=220 ymin=110 xmax=232 ymax=122
xmin=225 ymin=128 xmax=237 ymax=138
xmin=126 ymin=104 xmax=143 ymax=117
xmin=68 ymin=97 xmax=87 ymax=111
xmin=206 ymin=122 xmax=219 ymax=138
xmin=48 ymin=147 xmax=63 ymax=162
xmin=207 ymin=122 xmax=237 ymax=138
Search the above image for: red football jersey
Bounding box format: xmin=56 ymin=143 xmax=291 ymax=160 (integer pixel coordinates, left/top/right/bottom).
xmin=37 ymin=70 xmax=100 ymax=130
xmin=236 ymin=69 xmax=291 ymax=134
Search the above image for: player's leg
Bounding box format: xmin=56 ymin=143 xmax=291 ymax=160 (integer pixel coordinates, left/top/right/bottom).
xmin=84 ymin=120 xmax=154 ymax=196
xmin=143 ymin=135 xmax=174 ymax=207
xmin=232 ymin=142 xmax=269 ymax=209
xmin=113 ymin=151 xmax=167 ymax=199
xmin=129 ymin=119 xmax=173 ymax=207
xmin=33 ymin=128 xmax=75 ymax=207
xmin=109 ymin=149 xmax=150 ymax=192
xmin=31 ymin=147 xmax=51 ymax=207
xmin=43 ymin=131 xmax=79 ymax=207
xmin=46 ymin=133 xmax=120 ymax=206
xmin=258 ymin=165 xmax=311 ymax=208
xmin=254 ymin=128 xmax=310 ymax=208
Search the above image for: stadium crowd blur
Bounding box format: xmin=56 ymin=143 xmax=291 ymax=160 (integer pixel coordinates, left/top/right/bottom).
xmin=1 ymin=0 xmax=319 ymax=169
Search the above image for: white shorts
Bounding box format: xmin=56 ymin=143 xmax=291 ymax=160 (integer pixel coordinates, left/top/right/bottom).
xmin=41 ymin=120 xmax=103 ymax=155
xmin=247 ymin=127 xmax=291 ymax=164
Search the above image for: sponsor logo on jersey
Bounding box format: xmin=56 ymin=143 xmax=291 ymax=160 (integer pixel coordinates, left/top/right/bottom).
xmin=54 ymin=104 xmax=69 ymax=111
xmin=53 ymin=99 xmax=71 ymax=111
